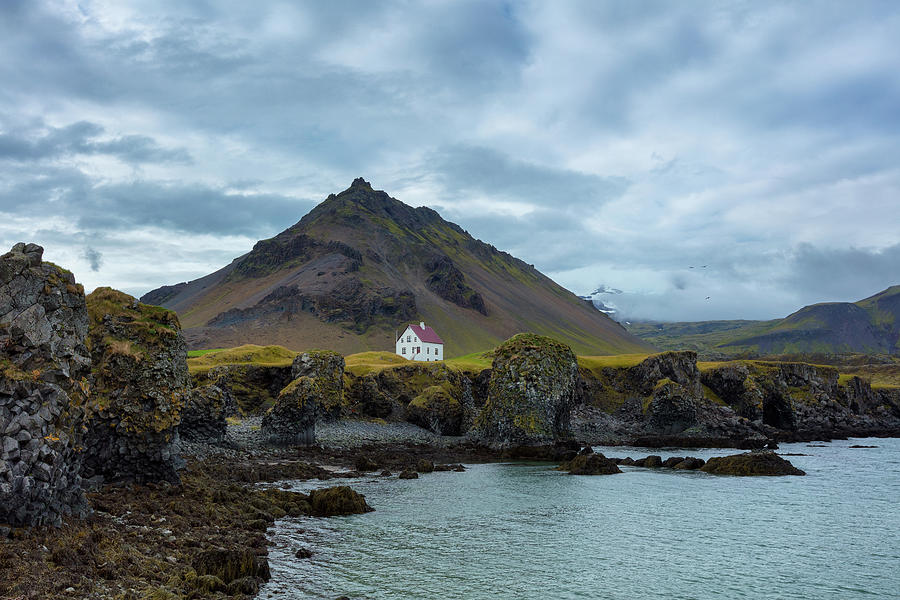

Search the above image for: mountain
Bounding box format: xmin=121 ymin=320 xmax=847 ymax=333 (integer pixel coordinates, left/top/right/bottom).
xmin=625 ymin=285 xmax=900 ymax=357
xmin=142 ymin=178 xmax=653 ymax=357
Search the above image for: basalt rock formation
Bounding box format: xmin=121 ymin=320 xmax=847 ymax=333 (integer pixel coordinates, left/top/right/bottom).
xmin=0 ymin=243 xmax=90 ymax=528
xmin=196 ymin=364 xmax=292 ymax=415
xmin=700 ymin=451 xmax=805 ymax=476
xmin=180 ymin=384 xmax=233 ymax=443
xmin=474 ymin=333 xmax=579 ymax=449
xmin=261 ymin=350 xmax=345 ymax=445
xmin=291 ymin=350 xmax=345 ymax=420
xmin=82 ymin=288 xmax=191 ymax=484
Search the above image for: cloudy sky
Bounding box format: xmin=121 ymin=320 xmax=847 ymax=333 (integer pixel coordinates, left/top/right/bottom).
xmin=1 ymin=1 xmax=899 ymax=321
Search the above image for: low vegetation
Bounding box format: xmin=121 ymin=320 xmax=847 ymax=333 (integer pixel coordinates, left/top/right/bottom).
xmin=186 ymin=344 xmax=297 ymax=375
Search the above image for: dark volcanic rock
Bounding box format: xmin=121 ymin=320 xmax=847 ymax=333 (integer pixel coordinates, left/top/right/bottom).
xmin=701 ymin=451 xmax=805 ymax=476
xmin=558 ymin=452 xmax=622 ymax=475
xmin=200 ymin=363 xmax=291 ymax=415
xmin=398 ymin=470 xmax=418 ymax=479
xmin=645 ymin=380 xmax=699 ymax=434
xmin=181 ymin=384 xmax=232 ymax=443
xmin=406 ymin=385 xmax=463 ymax=435
xmin=82 ymin=288 xmax=191 ymax=484
xmin=425 ymin=254 xmax=487 ymax=315
xmin=260 ymin=377 xmax=318 ymax=446
xmin=291 ymin=350 xmax=345 ymax=419
xmin=307 ymin=485 xmax=374 ymax=516
xmin=0 ymin=243 xmax=90 ymax=527
xmin=475 ymin=333 xmax=578 ymax=449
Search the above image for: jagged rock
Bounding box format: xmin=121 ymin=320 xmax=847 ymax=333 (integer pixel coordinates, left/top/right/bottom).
xmin=474 ymin=333 xmax=578 ymax=449
xmin=701 ymin=451 xmax=805 ymax=476
xmin=307 ymin=485 xmax=374 ymax=516
xmin=645 ymin=380 xmax=698 ymax=434
xmin=354 ymin=455 xmax=379 ymax=472
xmin=406 ymin=385 xmax=463 ymax=435
xmin=200 ymin=364 xmax=292 ymax=415
xmin=290 ymin=350 xmax=345 ymax=419
xmin=558 ymin=452 xmax=622 ymax=475
xmin=181 ymin=385 xmax=232 ymax=443
xmin=81 ymin=288 xmax=190 ymax=484
xmin=425 ymin=254 xmax=487 ymax=315
xmin=1 ymin=243 xmax=91 ymax=527
xmin=260 ymin=377 xmax=317 ymax=446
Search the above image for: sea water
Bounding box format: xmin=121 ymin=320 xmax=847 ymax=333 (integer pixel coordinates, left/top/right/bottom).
xmin=259 ymin=438 xmax=900 ymax=599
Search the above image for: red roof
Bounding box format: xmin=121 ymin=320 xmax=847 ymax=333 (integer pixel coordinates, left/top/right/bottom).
xmin=408 ymin=324 xmax=443 ymax=344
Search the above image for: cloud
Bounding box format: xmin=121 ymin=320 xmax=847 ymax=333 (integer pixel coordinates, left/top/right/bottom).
xmin=0 ymin=1 xmax=897 ymax=320
xmin=81 ymin=246 xmax=103 ymax=271
xmin=0 ymin=121 xmax=191 ymax=164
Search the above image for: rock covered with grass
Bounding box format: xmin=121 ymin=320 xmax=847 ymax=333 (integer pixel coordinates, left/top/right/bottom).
xmin=406 ymin=384 xmax=463 ymax=435
xmin=291 ymin=350 xmax=345 ymax=419
xmin=474 ymin=333 xmax=578 ymax=449
xmin=700 ymin=451 xmax=806 ymax=476
xmin=81 ymin=288 xmax=191 ymax=484
xmin=0 ymin=243 xmax=90 ymax=527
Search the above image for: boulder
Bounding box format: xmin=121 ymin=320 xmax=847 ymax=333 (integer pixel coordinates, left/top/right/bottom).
xmin=406 ymin=385 xmax=463 ymax=435
xmin=291 ymin=350 xmax=345 ymax=419
xmin=81 ymin=288 xmax=191 ymax=484
xmin=354 ymin=455 xmax=379 ymax=472
xmin=672 ymin=457 xmax=705 ymax=470
xmin=558 ymin=452 xmax=622 ymax=475
xmin=645 ymin=381 xmax=698 ymax=434
xmin=1 ymin=243 xmax=90 ymax=527
xmin=181 ymin=384 xmax=232 ymax=443
xmin=307 ymin=485 xmax=374 ymax=516
xmin=474 ymin=333 xmax=578 ymax=448
xmin=700 ymin=451 xmax=805 ymax=476
xmin=398 ymin=470 xmax=418 ymax=479
xmin=643 ymin=455 xmax=663 ymax=468
xmin=415 ymin=459 xmax=434 ymax=473
xmin=260 ymin=377 xmax=317 ymax=446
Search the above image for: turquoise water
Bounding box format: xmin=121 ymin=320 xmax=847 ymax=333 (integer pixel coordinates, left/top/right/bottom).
xmin=260 ymin=439 xmax=900 ymax=599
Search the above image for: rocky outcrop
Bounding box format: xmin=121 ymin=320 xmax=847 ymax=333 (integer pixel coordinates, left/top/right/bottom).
xmin=425 ymin=254 xmax=487 ymax=315
xmin=644 ymin=380 xmax=699 ymax=434
xmin=701 ymin=451 xmax=805 ymax=476
xmin=307 ymin=485 xmax=374 ymax=516
xmin=1 ymin=243 xmax=90 ymax=527
xmin=291 ymin=350 xmax=345 ymax=419
xmin=474 ymin=333 xmax=578 ymax=448
xmin=260 ymin=377 xmax=318 ymax=445
xmin=406 ymin=385 xmax=463 ymax=435
xmin=81 ymin=288 xmax=191 ymax=484
xmin=345 ymin=361 xmax=477 ymax=432
xmin=180 ymin=385 xmax=233 ymax=443
xmin=196 ymin=364 xmax=292 ymax=415
xmin=558 ymin=448 xmax=621 ymax=475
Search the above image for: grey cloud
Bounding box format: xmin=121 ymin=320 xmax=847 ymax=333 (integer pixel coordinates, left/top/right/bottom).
xmin=0 ymin=121 xmax=191 ymax=164
xmin=782 ymin=243 xmax=900 ymax=302
xmin=81 ymin=246 xmax=103 ymax=271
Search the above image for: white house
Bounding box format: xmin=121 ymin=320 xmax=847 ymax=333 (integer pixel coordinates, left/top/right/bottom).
xmin=396 ymin=321 xmax=444 ymax=361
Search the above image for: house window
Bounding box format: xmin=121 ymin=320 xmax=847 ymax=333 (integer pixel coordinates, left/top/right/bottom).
xmin=414 ymin=337 xmax=418 ymax=342
xmin=407 ymin=335 xmax=411 ymax=342
xmin=427 ymin=347 xmax=430 ymax=354
xmin=402 ymin=347 xmax=406 ymax=354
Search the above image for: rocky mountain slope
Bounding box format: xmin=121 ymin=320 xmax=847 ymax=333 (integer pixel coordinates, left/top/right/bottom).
xmin=142 ymin=178 xmax=652 ymax=357
xmin=626 ymin=285 xmax=900 ymax=358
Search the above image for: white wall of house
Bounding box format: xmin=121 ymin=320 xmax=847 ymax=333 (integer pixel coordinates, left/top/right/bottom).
xmin=395 ymin=325 xmax=444 ymax=361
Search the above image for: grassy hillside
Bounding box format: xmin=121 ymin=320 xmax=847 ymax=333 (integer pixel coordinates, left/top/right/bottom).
xmin=626 ymin=285 xmax=900 ymax=358
xmin=144 ymin=179 xmax=653 ymax=357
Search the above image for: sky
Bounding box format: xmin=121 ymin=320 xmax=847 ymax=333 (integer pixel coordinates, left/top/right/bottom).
xmin=1 ymin=0 xmax=899 ymax=322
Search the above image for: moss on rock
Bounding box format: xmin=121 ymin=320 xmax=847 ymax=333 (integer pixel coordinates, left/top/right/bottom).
xmin=474 ymin=333 xmax=578 ymax=448
xmin=700 ymin=451 xmax=805 ymax=476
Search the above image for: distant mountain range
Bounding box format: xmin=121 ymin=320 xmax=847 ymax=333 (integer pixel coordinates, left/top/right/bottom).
xmin=142 ymin=178 xmax=652 ymax=356
xmin=626 ymin=285 xmax=900 ymax=357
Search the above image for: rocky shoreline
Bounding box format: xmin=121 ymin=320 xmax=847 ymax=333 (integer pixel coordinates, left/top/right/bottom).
xmin=3 ymin=242 xmax=900 ymax=598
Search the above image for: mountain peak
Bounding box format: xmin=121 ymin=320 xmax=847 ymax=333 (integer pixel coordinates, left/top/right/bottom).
xmin=350 ymin=177 xmax=372 ymax=190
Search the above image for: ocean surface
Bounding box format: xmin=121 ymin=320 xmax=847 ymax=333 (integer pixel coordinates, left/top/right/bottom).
xmin=259 ymin=438 xmax=900 ymax=599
